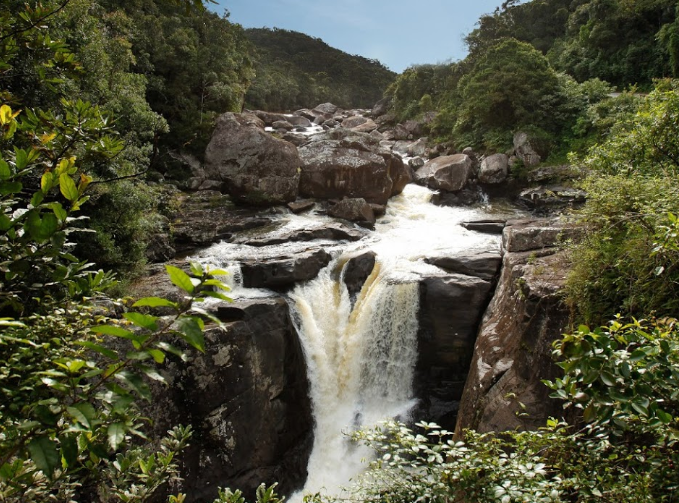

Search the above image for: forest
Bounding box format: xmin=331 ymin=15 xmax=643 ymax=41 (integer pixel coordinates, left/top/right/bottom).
xmin=244 ymin=28 xmax=396 ymax=111
xmin=1 ymin=0 xmax=679 ymax=501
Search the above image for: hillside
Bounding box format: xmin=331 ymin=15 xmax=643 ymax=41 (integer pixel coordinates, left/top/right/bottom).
xmin=244 ymin=28 xmax=396 ymax=111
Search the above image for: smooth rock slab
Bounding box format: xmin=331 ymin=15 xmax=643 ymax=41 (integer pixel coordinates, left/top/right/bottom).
xmin=240 ymin=248 xmax=332 ymax=289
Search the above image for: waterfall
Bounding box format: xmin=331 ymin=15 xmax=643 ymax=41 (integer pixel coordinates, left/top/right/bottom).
xmin=288 ymin=259 xmax=420 ymax=497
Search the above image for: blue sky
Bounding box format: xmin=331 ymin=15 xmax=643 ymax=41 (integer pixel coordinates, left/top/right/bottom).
xmin=211 ymin=0 xmax=510 ymax=73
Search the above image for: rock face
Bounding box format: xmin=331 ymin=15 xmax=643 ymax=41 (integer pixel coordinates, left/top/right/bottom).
xmin=151 ymin=297 xmax=312 ymax=501
xmin=240 ymin=248 xmax=332 ymax=290
xmin=479 ymin=153 xmax=509 ymax=184
xmin=513 ymin=131 xmax=542 ymax=167
xmin=415 ymin=154 xmax=473 ymax=192
xmin=298 ymin=130 xmax=411 ymax=204
xmin=205 ymin=113 xmax=301 ymax=206
xmin=414 ymin=242 xmax=503 ymax=429
xmin=455 ymin=218 xmax=575 ymax=435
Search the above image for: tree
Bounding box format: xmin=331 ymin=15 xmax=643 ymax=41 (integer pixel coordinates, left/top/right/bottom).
xmin=453 ymin=38 xmax=561 ymax=150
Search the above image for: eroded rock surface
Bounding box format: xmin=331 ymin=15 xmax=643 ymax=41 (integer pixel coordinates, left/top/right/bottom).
xmin=205 ymin=113 xmax=300 ymax=206
xmin=455 ymin=218 xmax=576 ymax=434
xmin=415 ymin=154 xmax=473 ymax=192
xmin=150 ymin=297 xmax=312 ymax=501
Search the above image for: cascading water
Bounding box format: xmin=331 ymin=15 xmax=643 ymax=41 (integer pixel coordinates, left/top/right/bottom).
xmin=194 ymin=183 xmax=523 ymax=499
xmin=288 ymin=260 xmax=420 ymax=498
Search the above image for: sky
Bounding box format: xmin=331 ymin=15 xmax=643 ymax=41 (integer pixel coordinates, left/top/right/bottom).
xmin=211 ymin=0 xmax=510 ymax=74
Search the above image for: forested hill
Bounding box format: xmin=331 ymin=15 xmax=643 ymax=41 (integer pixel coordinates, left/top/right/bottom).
xmin=466 ymin=0 xmax=679 ymax=89
xmin=385 ymin=0 xmax=679 ymax=155
xmin=244 ymin=28 xmax=396 ymax=111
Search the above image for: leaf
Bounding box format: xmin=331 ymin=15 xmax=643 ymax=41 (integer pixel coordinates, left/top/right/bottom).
xmin=60 ymin=435 xmax=78 ymax=468
xmin=600 ymin=371 xmax=616 ymax=386
xmin=75 ymin=340 xmax=118 ymax=360
xmin=28 ymin=437 xmax=60 ymax=478
xmin=123 ymin=312 xmax=158 ymax=331
xmin=0 ymin=181 xmax=22 ymax=195
xmin=93 ymin=324 xmax=142 ymax=343
xmin=59 ymin=173 xmax=78 ymax=202
xmin=139 ymin=365 xmax=165 ymax=383
xmin=657 ymin=409 xmax=673 ymax=424
xmin=0 ymin=160 xmax=10 ymax=180
xmin=115 ymin=370 xmax=151 ymax=401
xmin=155 ymin=341 xmax=188 ymax=361
xmin=31 ymin=190 xmax=44 ymax=207
xmin=132 ymin=297 xmax=177 ymax=309
xmin=147 ymin=348 xmax=165 ymax=364
xmin=107 ymin=423 xmax=126 ymax=451
xmin=41 ymin=172 xmax=54 ymax=193
xmin=67 ymin=402 xmax=97 ymax=428
xmin=165 ymin=265 xmax=194 ymax=294
xmin=175 ymin=317 xmax=205 ymax=352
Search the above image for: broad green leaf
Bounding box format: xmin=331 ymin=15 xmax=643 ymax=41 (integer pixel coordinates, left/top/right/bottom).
xmin=0 ymin=214 xmax=11 ymax=231
xmin=132 ymin=297 xmax=178 ymax=309
xmin=139 ymin=365 xmax=165 ymax=383
xmin=59 ymin=173 xmax=78 ymax=202
xmin=0 ymin=181 xmax=22 ymax=195
xmin=107 ymin=423 xmax=126 ymax=451
xmin=14 ymin=148 xmax=28 ymax=170
xmin=155 ymin=341 xmax=188 ymax=361
xmin=200 ymin=290 xmax=233 ymax=302
xmin=26 ymin=211 xmax=58 ymax=241
xmin=600 ymin=371 xmax=616 ymax=387
xmin=0 ymin=160 xmax=10 ymax=180
xmin=41 ymin=172 xmax=54 ymax=193
xmin=93 ymin=324 xmax=140 ymax=342
xmin=48 ymin=202 xmax=67 ymax=222
xmin=166 ymin=265 xmax=194 ymax=294
xmin=123 ymin=312 xmax=158 ymax=331
xmin=75 ymin=340 xmax=118 ymax=360
xmin=657 ymin=409 xmax=673 ymax=424
xmin=28 ymin=437 xmax=60 ymax=478
xmin=147 ymin=348 xmax=165 ymax=364
xmin=190 ymin=262 xmax=204 ymax=277
xmin=60 ymin=435 xmax=78 ymax=468
xmin=115 ymin=370 xmax=151 ymax=401
xmin=31 ymin=190 xmax=44 ymax=207
xmin=175 ymin=317 xmax=205 ymax=352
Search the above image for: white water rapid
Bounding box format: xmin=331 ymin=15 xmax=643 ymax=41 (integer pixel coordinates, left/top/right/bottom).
xmin=194 ymin=184 xmax=523 ymax=499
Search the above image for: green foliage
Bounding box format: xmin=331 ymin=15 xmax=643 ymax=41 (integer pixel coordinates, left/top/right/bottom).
xmin=244 ymin=28 xmax=395 ymax=111
xmin=565 ymin=81 xmax=679 ymax=323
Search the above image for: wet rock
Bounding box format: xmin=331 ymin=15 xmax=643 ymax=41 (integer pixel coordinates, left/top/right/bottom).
xmin=328 ymin=197 xmax=376 ymax=224
xmin=503 ymin=217 xmax=581 ymax=253
xmin=253 ymin=110 xmax=288 ymax=126
xmin=456 ymin=219 xmax=574 ymax=434
xmin=232 ymin=222 xmax=366 ymax=247
xmin=272 ymin=120 xmax=294 ymax=131
xmin=240 ymin=248 xmax=332 ymax=289
xmin=407 ymin=138 xmax=428 ymax=157
xmin=415 ymin=154 xmax=473 ymax=192
xmin=286 ymin=115 xmax=312 ymax=128
xmin=479 ymin=153 xmax=509 ymax=184
xmin=170 ymin=191 xmax=272 ymax=254
xmin=409 ymin=157 xmax=425 ymax=169
xmin=461 ymin=219 xmax=506 ymax=234
xmin=416 ymin=272 xmax=496 ymax=430
xmin=287 ymin=199 xmax=316 ymax=214
xmin=149 ymin=297 xmax=312 ymax=501
xmin=341 ymin=251 xmax=377 ymax=301
xmin=425 ymin=250 xmax=502 ymax=281
xmin=204 ymin=113 xmax=300 ymax=206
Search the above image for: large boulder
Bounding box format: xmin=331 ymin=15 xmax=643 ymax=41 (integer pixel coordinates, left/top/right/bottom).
xmin=240 ymin=249 xmax=332 ymax=290
xmin=205 ymin=113 xmax=301 ymax=206
xmin=298 ymin=130 xmax=411 ymax=204
xmin=478 ymin=153 xmax=509 ymax=184
xmin=415 ymin=271 xmax=496 ymax=429
xmin=513 ymin=131 xmax=542 ymax=167
xmin=149 ymin=297 xmax=313 ymax=501
xmin=313 ymin=102 xmax=339 ymax=115
xmin=328 ymin=197 xmax=376 ymax=224
xmin=415 ymin=154 xmax=473 ymax=192
xmin=341 ymin=116 xmax=369 ymax=129
xmin=455 ymin=218 xmax=576 ymax=435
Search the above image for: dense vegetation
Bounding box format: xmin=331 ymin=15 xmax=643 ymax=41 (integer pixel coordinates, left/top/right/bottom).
xmin=243 ymin=28 xmax=396 ymax=111
xmin=384 ymin=0 xmax=679 ymax=155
